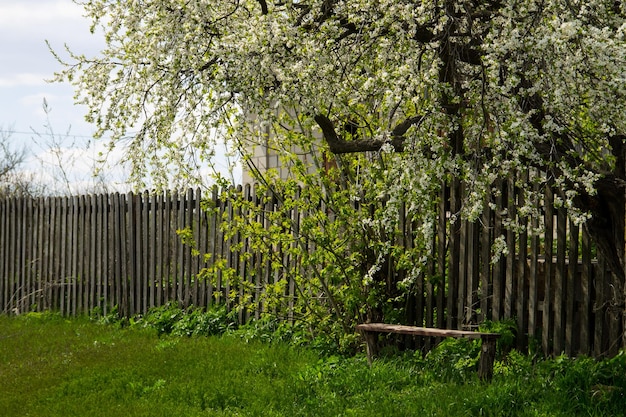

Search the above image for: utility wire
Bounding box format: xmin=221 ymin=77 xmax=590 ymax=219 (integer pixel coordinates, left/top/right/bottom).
xmin=0 ymin=128 xmax=95 ymax=139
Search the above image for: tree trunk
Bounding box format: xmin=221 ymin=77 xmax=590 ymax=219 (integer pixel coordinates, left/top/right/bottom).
xmin=579 ymin=137 xmax=626 ymax=350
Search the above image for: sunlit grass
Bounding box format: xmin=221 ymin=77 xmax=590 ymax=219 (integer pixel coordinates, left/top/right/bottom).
xmin=0 ymin=313 xmax=320 ymax=416
xmin=1 ymin=313 xmax=625 ymax=416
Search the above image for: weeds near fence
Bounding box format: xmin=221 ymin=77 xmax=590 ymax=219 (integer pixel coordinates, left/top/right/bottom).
xmin=123 ymin=302 xmax=238 ymax=337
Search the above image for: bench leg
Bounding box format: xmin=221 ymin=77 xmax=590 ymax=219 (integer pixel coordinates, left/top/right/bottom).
xmin=361 ymin=331 xmax=379 ymax=365
xmin=478 ymin=335 xmax=498 ymax=381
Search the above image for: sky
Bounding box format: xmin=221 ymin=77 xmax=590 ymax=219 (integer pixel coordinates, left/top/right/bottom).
xmin=0 ymin=0 xmax=99 ymax=135
xmin=0 ymin=0 xmax=127 ymax=193
xmin=0 ymin=0 xmax=239 ymax=194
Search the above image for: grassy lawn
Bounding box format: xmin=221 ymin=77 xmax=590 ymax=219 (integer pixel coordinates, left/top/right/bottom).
xmin=1 ymin=313 xmax=625 ymax=416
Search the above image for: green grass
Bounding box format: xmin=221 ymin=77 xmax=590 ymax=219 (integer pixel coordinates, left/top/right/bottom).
xmin=1 ymin=313 xmax=625 ymax=416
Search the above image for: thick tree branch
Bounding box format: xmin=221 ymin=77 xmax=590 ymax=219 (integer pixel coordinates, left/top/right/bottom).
xmin=314 ymin=114 xmax=423 ymax=154
xmin=197 ymin=56 xmax=219 ymax=73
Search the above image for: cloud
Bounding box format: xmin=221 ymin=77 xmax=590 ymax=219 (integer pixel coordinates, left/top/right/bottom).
xmin=0 ymin=1 xmax=84 ymax=31
xmin=24 ymin=137 xmax=133 ymax=194
xmin=0 ymin=1 xmax=101 ymax=54
xmin=0 ymin=1 xmax=102 ymax=84
xmin=0 ymin=74 xmax=50 ymax=88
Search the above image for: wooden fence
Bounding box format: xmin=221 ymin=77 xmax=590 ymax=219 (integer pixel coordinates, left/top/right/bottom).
xmin=0 ymin=183 xmax=623 ymax=357
xmin=1 ymin=188 xmax=231 ymax=319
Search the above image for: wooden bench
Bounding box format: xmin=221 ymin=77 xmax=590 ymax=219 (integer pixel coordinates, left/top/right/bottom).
xmin=356 ymin=323 xmax=500 ymax=380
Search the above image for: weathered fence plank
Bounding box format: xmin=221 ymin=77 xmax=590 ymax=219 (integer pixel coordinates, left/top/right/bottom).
xmin=566 ymin=221 xmax=579 ymax=355
xmin=505 ymin=178 xmax=515 ymax=321
xmin=492 ymin=180 xmax=504 ymax=322
xmin=447 ymin=179 xmax=461 ymax=329
xmin=542 ymin=185 xmax=555 ymax=355
xmin=554 ymin=207 xmax=567 ymax=354
xmin=436 ymin=183 xmax=446 ymax=330
xmin=580 ymin=228 xmax=591 ymax=353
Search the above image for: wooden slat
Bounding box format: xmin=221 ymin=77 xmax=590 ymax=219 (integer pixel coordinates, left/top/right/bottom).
xmin=41 ymin=198 xmax=51 ymax=311
xmin=262 ymin=190 xmax=273 ymax=316
xmin=458 ymin=207 xmax=468 ymax=325
xmin=207 ymin=187 xmax=219 ymax=306
xmin=516 ymin=175 xmax=528 ymax=351
xmin=155 ymin=192 xmax=164 ymax=307
xmin=73 ymin=196 xmax=81 ymax=314
xmin=170 ymin=191 xmax=179 ymax=305
xmin=447 ymin=179 xmax=461 ymax=329
xmin=57 ymin=196 xmax=67 ymax=315
xmin=127 ymin=192 xmax=137 ymax=315
xmin=0 ymin=199 xmax=5 ymax=311
xmin=101 ymin=193 xmax=107 ymax=314
xmin=1 ymin=199 xmax=9 ymax=311
xmin=21 ymin=198 xmax=29 ymax=312
xmin=226 ymin=187 xmax=239 ymax=311
xmin=69 ymin=196 xmax=78 ymax=316
xmin=565 ymin=220 xmax=579 ymax=355
xmin=12 ymin=197 xmax=20 ymax=312
xmin=198 ymin=188 xmax=209 ymax=309
xmin=7 ymin=197 xmax=17 ymax=311
xmin=542 ymin=185 xmax=554 ymax=355
xmin=415 ymin=217 xmax=425 ymax=328
xmin=100 ymin=193 xmax=110 ymax=315
xmin=436 ymin=182 xmax=446 ymax=329
xmin=164 ymin=191 xmax=174 ymax=303
xmin=492 ymin=179 xmax=504 ymax=321
xmin=580 ymin=227 xmax=591 ymax=354
xmin=425 ymin=226 xmax=435 ymax=330
xmin=177 ymin=189 xmax=185 ymax=306
xmin=141 ymin=190 xmax=150 ymax=312
xmin=594 ymin=254 xmax=606 ymax=356
xmin=465 ymin=220 xmax=480 ymax=326
xmin=288 ymin=185 xmax=299 ymax=325
xmin=191 ymin=188 xmax=201 ymax=307
xmin=15 ymin=197 xmax=25 ymax=313
xmin=242 ymin=184 xmax=255 ymax=322
xmin=112 ymin=193 xmax=125 ymax=316
xmin=528 ymin=213 xmax=540 ymax=346
xmin=253 ymin=188 xmax=263 ymax=319
xmin=553 ymin=207 xmax=567 ymax=354
xmin=51 ymin=197 xmax=62 ymax=311
xmin=608 ymin=267 xmax=621 ymax=356
xmin=479 ymin=202 xmax=491 ymax=323
xmin=89 ymin=194 xmax=97 ymax=314
xmin=504 ymin=178 xmax=515 ymax=320
xmin=177 ymin=190 xmax=187 ymax=306
xmin=356 ymin=323 xmax=499 ymax=339
xmin=24 ymin=198 xmax=34 ymax=312
xmin=184 ymin=188 xmax=193 ymax=307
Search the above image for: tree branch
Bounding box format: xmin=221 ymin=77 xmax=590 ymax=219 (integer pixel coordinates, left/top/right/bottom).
xmin=314 ymin=114 xmax=423 ymax=154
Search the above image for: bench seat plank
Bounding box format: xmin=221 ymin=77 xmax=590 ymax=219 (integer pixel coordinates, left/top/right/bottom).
xmin=356 ymin=323 xmax=498 ymax=339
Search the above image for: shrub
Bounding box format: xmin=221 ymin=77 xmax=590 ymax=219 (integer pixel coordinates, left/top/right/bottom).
xmin=132 ymin=303 xmax=237 ymax=337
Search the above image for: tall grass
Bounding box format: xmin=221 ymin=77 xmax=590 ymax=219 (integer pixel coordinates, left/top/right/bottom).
xmin=1 ymin=312 xmax=625 ymax=416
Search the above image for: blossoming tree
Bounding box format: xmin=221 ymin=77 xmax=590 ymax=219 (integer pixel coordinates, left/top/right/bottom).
xmin=54 ymin=0 xmax=626 ymax=346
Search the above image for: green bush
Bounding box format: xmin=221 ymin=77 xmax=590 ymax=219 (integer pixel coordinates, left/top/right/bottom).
xmin=423 ymin=337 xmax=480 ymax=382
xmin=479 ymin=318 xmax=517 ymax=357
xmin=131 ymin=303 xmax=237 ymax=337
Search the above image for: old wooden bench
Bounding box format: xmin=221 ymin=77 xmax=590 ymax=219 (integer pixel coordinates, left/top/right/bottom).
xmin=356 ymin=323 xmax=500 ymax=380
